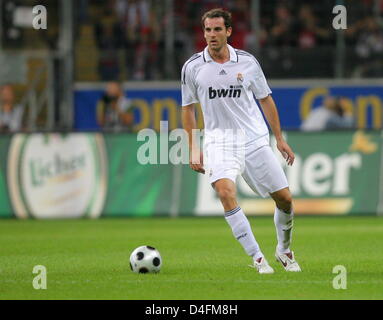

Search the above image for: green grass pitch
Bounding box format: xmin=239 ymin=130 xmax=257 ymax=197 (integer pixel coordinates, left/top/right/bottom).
xmin=0 ymin=216 xmax=382 ymax=300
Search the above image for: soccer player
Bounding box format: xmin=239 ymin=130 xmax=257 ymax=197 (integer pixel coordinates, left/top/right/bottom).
xmin=181 ymin=8 xmax=301 ymax=274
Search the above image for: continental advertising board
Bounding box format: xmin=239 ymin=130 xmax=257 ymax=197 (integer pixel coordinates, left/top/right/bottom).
xmin=0 ymin=131 xmax=381 ymax=218
xmin=74 ymin=83 xmax=383 ymax=130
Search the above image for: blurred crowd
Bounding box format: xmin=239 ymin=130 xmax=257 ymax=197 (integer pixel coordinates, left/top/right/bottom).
xmin=1 ymin=0 xmax=382 ymax=80
xmin=0 ymin=84 xmax=23 ymax=132
xmin=85 ymin=0 xmax=383 ymax=80
xmin=3 ymin=0 xmax=381 ymax=133
xmin=301 ymin=95 xmax=355 ymax=132
xmin=96 ymin=81 xmax=135 ymax=130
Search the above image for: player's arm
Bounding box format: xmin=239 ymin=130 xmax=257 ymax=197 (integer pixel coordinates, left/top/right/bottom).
xmin=182 ymin=104 xmax=205 ymax=174
xmin=116 ymin=99 xmax=135 ymax=126
xmin=121 ymin=113 xmax=134 ymax=125
xmin=96 ymin=101 xmax=105 ymax=126
xmin=258 ymin=95 xmax=295 ymax=166
xmin=118 ymin=110 xmax=134 ymax=125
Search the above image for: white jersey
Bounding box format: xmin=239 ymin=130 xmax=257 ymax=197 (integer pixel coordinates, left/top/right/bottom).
xmin=181 ymin=44 xmax=272 ymax=149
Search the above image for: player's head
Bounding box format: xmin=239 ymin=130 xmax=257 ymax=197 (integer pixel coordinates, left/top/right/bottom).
xmin=323 ymin=96 xmax=336 ymax=110
xmin=0 ymin=84 xmax=15 ymax=105
xmin=106 ymin=81 xmax=122 ymax=98
xmin=201 ymin=8 xmax=232 ymax=52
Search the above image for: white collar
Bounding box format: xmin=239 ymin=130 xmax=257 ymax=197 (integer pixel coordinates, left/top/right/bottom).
xmin=203 ymin=44 xmax=238 ymax=63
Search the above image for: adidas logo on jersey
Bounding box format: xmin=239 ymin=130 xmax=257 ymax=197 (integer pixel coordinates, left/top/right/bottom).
xmin=219 ymin=69 xmax=227 ymax=75
xmin=208 ymin=86 xmax=241 ymax=99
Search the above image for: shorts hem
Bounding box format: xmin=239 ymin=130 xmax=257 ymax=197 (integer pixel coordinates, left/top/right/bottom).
xmin=209 ymin=175 xmax=237 ymax=186
xmin=268 ymin=184 xmax=289 ymax=195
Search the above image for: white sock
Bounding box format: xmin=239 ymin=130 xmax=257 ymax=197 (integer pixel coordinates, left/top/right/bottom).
xmin=274 ymin=207 xmax=294 ymax=254
xmin=224 ymin=206 xmax=263 ymax=260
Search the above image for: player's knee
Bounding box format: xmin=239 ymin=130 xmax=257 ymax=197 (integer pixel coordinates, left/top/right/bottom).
xmin=275 ymin=193 xmax=292 ymax=211
xmin=282 ymin=194 xmax=292 ymax=206
xmin=216 ymin=187 xmax=236 ymax=202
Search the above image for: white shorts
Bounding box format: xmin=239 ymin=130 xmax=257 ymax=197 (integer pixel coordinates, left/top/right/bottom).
xmin=205 ymin=144 xmax=288 ymax=198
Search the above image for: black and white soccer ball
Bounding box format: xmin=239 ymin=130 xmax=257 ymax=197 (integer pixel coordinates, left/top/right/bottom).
xmin=129 ymin=245 xmax=162 ymax=273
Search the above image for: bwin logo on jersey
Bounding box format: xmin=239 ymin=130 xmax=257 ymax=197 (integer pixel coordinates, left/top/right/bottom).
xmin=208 ymin=86 xmax=241 ymax=99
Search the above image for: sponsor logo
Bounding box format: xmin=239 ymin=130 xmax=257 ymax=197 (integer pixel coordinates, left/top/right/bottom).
xmin=278 ymin=256 xmax=288 ymax=268
xmin=219 ymin=69 xmax=227 ymax=75
xmin=7 ymin=133 xmax=107 ymax=219
xmin=208 ymin=86 xmax=242 ymax=99
xmin=236 ymin=233 xmax=247 ymax=240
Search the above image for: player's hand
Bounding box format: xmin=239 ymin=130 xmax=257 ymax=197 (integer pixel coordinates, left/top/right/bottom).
xmin=277 ymin=139 xmax=295 ymax=166
xmin=189 ymin=148 xmax=205 ymax=174
xmin=110 ymin=102 xmax=119 ymax=111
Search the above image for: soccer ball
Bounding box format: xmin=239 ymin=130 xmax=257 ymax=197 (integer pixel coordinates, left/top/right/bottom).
xmin=129 ymin=245 xmax=162 ymax=273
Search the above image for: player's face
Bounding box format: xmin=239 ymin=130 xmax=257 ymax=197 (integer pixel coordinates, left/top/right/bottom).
xmin=0 ymin=86 xmax=14 ymax=103
xmin=204 ymin=17 xmax=232 ymax=51
xmin=106 ymin=82 xmax=121 ymax=98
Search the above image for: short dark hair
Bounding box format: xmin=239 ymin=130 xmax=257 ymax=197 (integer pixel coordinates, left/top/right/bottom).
xmin=201 ymin=8 xmax=232 ymax=30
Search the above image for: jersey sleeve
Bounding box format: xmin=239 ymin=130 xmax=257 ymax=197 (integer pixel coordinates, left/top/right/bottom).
xmin=181 ymin=63 xmax=199 ymax=106
xmin=249 ymin=59 xmax=272 ymax=100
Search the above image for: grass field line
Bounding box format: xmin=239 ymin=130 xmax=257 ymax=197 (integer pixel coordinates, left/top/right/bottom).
xmin=1 ymin=278 xmax=382 ymax=285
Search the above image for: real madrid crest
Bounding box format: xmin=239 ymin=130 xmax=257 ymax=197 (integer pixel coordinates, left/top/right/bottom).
xmin=237 ymin=73 xmax=244 ymax=84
